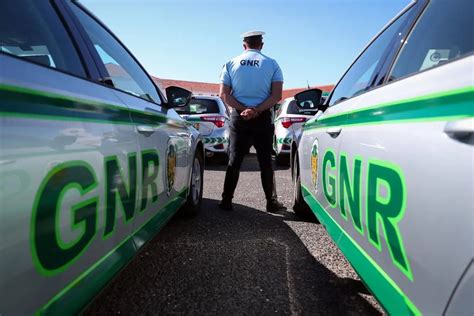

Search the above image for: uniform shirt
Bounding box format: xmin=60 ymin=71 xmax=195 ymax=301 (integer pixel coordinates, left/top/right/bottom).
xmin=220 ymin=49 xmax=283 ymax=107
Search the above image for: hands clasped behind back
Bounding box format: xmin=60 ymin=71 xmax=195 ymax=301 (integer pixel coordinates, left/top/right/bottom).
xmin=240 ymin=108 xmax=259 ymax=120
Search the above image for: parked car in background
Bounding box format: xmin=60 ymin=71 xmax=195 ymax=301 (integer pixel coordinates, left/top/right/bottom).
xmin=0 ymin=0 xmax=204 ymax=314
xmin=176 ymin=95 xmax=230 ymax=162
xmin=273 ymin=97 xmax=323 ymax=165
xmin=291 ymin=0 xmax=473 ymax=314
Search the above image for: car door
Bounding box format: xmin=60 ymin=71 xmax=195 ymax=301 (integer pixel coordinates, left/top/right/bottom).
xmin=299 ymin=2 xmax=424 ymax=314
xmin=300 ymin=1 xmax=419 ymax=225
xmin=0 ymin=0 xmax=140 ymax=314
xmin=336 ymin=0 xmax=474 ymax=314
xmin=298 ymin=99 xmax=349 ymax=233
xmin=65 ymin=2 xmax=191 ymax=250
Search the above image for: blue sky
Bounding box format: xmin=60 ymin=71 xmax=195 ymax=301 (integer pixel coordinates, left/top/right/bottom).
xmin=81 ymin=0 xmax=411 ymax=88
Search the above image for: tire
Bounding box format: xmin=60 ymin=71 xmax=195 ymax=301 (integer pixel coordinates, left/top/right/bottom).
xmin=292 ymin=154 xmax=316 ymax=220
xmin=181 ymin=150 xmax=204 ymax=216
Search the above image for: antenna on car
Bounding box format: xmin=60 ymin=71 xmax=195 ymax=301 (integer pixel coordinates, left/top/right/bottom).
xmin=306 ymin=80 xmax=310 ymax=89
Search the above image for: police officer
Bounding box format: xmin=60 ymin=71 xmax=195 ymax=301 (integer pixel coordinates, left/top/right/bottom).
xmin=218 ymin=30 xmax=286 ymax=213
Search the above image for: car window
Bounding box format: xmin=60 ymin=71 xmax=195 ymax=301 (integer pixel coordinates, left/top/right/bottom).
xmin=287 ymin=100 xmax=317 ymax=115
xmin=389 ymin=0 xmax=474 ymax=81
xmin=68 ymin=3 xmax=161 ymax=103
xmin=328 ymin=10 xmax=411 ymax=106
xmin=0 ymin=0 xmax=86 ymax=77
xmin=175 ymin=99 xmax=220 ymax=115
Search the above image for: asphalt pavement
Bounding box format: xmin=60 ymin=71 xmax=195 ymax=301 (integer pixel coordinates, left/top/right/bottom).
xmin=84 ymin=150 xmax=383 ymax=315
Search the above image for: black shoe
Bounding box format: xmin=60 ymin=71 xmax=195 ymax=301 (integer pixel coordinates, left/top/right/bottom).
xmin=266 ymin=200 xmax=286 ymax=213
xmin=219 ymin=199 xmax=233 ymax=211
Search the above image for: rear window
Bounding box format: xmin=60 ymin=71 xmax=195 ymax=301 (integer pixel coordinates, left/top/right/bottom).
xmin=287 ymin=100 xmax=318 ymax=115
xmin=176 ymin=98 xmax=220 ymax=115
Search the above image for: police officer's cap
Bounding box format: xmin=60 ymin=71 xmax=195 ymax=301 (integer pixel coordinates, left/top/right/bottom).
xmin=240 ymin=30 xmax=265 ymax=39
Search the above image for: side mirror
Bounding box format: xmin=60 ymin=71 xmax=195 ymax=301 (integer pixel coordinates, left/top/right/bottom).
xmin=165 ymin=86 xmax=192 ymax=108
xmin=294 ymin=88 xmax=326 ymax=111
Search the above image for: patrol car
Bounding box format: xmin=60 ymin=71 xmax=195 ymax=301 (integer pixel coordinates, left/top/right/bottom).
xmin=291 ymin=0 xmax=473 ymax=314
xmin=176 ymin=95 xmax=230 ymax=162
xmin=273 ymin=96 xmax=326 ymax=165
xmin=0 ymin=1 xmax=204 ymax=314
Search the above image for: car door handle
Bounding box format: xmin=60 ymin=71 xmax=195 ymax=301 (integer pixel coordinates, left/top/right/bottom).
xmin=326 ymin=127 xmax=342 ymax=138
xmin=444 ymin=118 xmax=474 ymax=139
xmin=137 ymin=125 xmax=155 ymax=136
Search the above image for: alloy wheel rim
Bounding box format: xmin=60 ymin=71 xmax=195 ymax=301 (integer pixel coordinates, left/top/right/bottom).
xmin=293 ymin=164 xmax=298 ymax=202
xmin=191 ymin=157 xmax=201 ymax=204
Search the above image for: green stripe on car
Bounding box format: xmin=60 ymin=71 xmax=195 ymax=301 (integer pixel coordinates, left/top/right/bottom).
xmin=277 ymin=137 xmax=292 ymax=145
xmin=304 ymin=86 xmax=474 ymax=131
xmin=204 ymin=137 xmax=228 ymax=144
xmin=0 ymin=84 xmax=185 ymax=127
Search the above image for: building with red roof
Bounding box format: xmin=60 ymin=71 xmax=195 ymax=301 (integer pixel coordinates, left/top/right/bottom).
xmin=105 ymin=63 xmax=333 ymax=102
xmin=280 ymin=85 xmax=334 ymax=101
xmin=153 ymin=77 xmax=333 ymax=102
xmin=152 ymin=77 xmax=220 ymax=96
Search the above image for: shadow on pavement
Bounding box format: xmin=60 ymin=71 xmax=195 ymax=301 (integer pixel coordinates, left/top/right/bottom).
xmin=84 ymin=198 xmax=381 ymax=315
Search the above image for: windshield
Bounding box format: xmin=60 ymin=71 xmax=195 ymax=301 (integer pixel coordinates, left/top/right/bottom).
xmin=175 ymin=98 xmax=220 ymax=115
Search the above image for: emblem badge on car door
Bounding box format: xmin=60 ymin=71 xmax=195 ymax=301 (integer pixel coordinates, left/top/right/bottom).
xmin=166 ymin=142 xmax=177 ymax=196
xmin=311 ymin=140 xmax=319 ymax=188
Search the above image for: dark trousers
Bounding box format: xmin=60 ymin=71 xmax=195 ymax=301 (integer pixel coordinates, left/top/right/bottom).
xmin=222 ymin=110 xmax=277 ymax=202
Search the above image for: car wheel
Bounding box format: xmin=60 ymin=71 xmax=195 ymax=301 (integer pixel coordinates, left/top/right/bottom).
xmin=181 ymin=150 xmax=203 ymax=215
xmin=292 ymin=155 xmax=316 ymax=220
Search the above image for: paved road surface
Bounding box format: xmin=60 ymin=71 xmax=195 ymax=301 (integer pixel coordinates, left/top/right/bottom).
xmin=85 ymin=151 xmax=383 ymax=315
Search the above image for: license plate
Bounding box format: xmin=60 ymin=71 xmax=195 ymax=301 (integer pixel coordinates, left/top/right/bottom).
xmin=193 ymin=123 xmax=200 ymax=129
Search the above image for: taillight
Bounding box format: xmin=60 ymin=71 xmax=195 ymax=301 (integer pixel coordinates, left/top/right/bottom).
xmin=201 ymin=116 xmax=226 ymax=128
xmin=281 ymin=117 xmax=307 ymax=128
